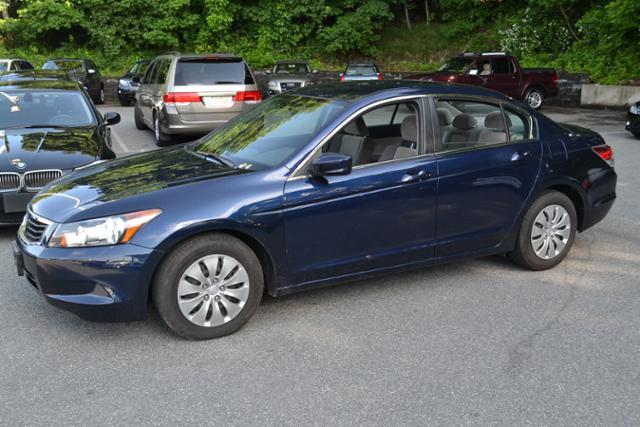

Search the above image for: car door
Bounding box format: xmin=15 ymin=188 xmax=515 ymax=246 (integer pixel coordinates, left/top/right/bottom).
xmin=85 ymin=60 xmax=99 ymax=96
xmin=484 ymin=58 xmax=520 ymax=97
xmin=283 ymin=97 xmax=438 ymax=286
xmin=138 ymin=60 xmax=158 ymax=124
xmin=432 ymin=96 xmax=542 ymax=256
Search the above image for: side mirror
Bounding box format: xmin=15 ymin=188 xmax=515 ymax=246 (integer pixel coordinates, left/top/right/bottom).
xmin=103 ymin=112 xmax=121 ymax=126
xmin=132 ymin=75 xmax=141 ymax=83
xmin=312 ymin=69 xmax=318 ymax=74
xmin=468 ymin=69 xmax=479 ymax=76
xmin=265 ymin=69 xmax=271 ymax=74
xmin=310 ymin=153 xmax=352 ymax=177
xmin=88 ymin=69 xmax=96 ymax=75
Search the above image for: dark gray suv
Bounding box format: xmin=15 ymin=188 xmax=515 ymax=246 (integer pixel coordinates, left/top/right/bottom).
xmin=134 ymin=53 xmax=261 ymax=145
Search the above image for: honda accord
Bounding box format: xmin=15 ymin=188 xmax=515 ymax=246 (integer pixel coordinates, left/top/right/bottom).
xmin=14 ymin=81 xmax=617 ymax=340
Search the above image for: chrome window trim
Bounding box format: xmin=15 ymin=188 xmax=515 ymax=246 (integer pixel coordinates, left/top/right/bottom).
xmin=289 ymin=95 xmax=429 ymax=180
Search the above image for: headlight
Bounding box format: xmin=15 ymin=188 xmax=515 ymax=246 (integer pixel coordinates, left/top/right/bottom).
xmin=118 ymin=79 xmax=131 ymax=87
xmin=48 ymin=209 xmax=161 ymax=248
xmin=268 ymin=81 xmax=279 ymax=89
xmin=630 ymin=104 xmax=640 ymax=115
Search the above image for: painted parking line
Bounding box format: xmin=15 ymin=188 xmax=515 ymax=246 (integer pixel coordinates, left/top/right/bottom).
xmin=110 ymin=128 xmax=130 ymax=155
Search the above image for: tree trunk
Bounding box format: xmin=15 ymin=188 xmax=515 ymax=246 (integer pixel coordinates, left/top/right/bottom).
xmin=559 ymin=6 xmax=579 ymax=41
xmin=1 ymin=2 xmax=9 ymax=20
xmin=425 ymin=0 xmax=430 ymax=25
xmin=404 ymin=2 xmax=411 ymax=30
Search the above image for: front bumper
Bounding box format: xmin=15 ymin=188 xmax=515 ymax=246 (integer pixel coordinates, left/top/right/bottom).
xmin=625 ymin=112 xmax=640 ymax=135
xmin=14 ymin=238 xmax=164 ymax=322
xmin=0 ymin=192 xmax=35 ymax=225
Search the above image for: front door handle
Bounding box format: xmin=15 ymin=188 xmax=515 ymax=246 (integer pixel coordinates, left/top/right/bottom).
xmin=401 ymin=169 xmax=432 ymax=183
xmin=511 ymin=151 xmax=532 ymax=162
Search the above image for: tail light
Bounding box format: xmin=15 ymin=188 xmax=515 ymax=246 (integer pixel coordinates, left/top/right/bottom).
xmin=340 ymin=74 xmax=345 ymax=82
xmin=233 ymin=91 xmax=262 ymax=103
xmin=551 ymin=71 xmax=558 ymax=88
xmin=377 ymin=73 xmax=383 ymax=80
xmin=164 ymin=92 xmax=201 ymax=104
xmin=592 ymin=144 xmax=614 ymax=166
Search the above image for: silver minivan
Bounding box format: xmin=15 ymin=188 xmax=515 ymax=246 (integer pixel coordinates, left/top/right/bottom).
xmin=134 ymin=53 xmax=261 ymax=145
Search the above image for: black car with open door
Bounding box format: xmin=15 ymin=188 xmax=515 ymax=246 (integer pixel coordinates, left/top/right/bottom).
xmin=0 ymin=79 xmax=119 ymax=224
xmin=42 ymin=58 xmax=105 ymax=104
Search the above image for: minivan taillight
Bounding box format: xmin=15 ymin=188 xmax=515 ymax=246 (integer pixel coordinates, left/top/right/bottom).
xmin=592 ymin=144 xmax=614 ymax=166
xmin=164 ymin=92 xmax=201 ymax=104
xmin=551 ymin=71 xmax=558 ymax=88
xmin=233 ymin=91 xmax=262 ymax=102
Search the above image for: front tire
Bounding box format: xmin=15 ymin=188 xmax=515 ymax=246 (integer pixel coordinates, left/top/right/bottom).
xmin=94 ymin=87 xmax=105 ymax=105
xmin=525 ymin=88 xmax=544 ymax=109
xmin=509 ymin=190 xmax=577 ymax=270
xmin=152 ymin=233 xmax=264 ymax=340
xmin=134 ymin=104 xmax=146 ymax=130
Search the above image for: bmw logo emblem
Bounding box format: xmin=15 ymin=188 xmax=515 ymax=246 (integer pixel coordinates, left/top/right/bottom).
xmin=11 ymin=159 xmax=27 ymax=170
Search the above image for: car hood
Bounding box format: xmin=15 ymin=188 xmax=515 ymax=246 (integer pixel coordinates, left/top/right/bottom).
xmin=30 ymin=145 xmax=247 ymax=222
xmin=0 ymin=126 xmax=98 ymax=172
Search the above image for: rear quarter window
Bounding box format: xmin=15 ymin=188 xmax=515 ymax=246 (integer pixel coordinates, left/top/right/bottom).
xmin=174 ymin=58 xmax=254 ymax=85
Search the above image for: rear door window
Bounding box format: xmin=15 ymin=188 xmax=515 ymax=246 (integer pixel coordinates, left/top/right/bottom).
xmin=492 ymin=58 xmax=512 ymax=74
xmin=154 ymin=60 xmax=170 ymax=84
xmin=174 ymin=58 xmax=253 ymax=85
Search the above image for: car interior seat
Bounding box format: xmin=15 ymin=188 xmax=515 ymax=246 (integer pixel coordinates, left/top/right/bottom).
xmin=445 ymin=113 xmax=478 ymax=149
xmin=478 ymin=111 xmax=509 ymax=145
xmin=378 ymin=115 xmax=418 ymax=161
xmin=479 ymin=62 xmax=492 ymax=76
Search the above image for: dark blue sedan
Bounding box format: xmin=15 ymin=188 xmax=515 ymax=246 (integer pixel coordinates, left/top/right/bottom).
xmin=14 ymin=81 xmax=617 ymax=339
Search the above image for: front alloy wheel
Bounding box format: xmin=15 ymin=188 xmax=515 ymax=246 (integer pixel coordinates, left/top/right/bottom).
xmin=525 ymin=89 xmax=544 ymax=109
xmin=177 ymin=254 xmax=250 ymax=327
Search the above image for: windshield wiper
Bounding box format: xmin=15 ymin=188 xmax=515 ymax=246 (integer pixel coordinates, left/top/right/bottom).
xmin=213 ymin=81 xmax=241 ymax=84
xmin=194 ymin=150 xmax=237 ymax=168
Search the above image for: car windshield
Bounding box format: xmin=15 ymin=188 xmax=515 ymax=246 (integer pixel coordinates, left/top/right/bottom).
xmin=128 ymin=61 xmax=149 ymax=75
xmin=0 ymin=90 xmax=96 ymax=128
xmin=190 ymin=95 xmax=346 ymax=170
xmin=439 ymin=57 xmax=473 ymax=72
xmin=275 ymin=63 xmax=309 ymax=74
xmin=345 ymin=65 xmax=377 ymax=76
xmin=42 ymin=60 xmax=84 ymax=72
xmin=0 ymin=61 xmax=8 ymax=71
xmin=175 ymin=58 xmax=252 ymax=85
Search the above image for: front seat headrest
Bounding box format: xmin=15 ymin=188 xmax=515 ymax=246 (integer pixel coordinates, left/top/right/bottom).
xmin=452 ymin=113 xmax=478 ymax=130
xmin=343 ymin=117 xmax=369 ymax=136
xmin=437 ymin=108 xmax=453 ymax=126
xmin=401 ymin=115 xmax=417 ymax=142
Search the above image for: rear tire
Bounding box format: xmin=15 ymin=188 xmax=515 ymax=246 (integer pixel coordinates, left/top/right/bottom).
xmin=94 ymin=87 xmax=105 ymax=105
xmin=153 ymin=112 xmax=171 ymax=146
xmin=509 ymin=190 xmax=577 ymax=270
xmin=525 ymin=88 xmax=544 ymax=109
xmin=152 ymin=233 xmax=264 ymax=340
xmin=134 ymin=104 xmax=146 ymax=130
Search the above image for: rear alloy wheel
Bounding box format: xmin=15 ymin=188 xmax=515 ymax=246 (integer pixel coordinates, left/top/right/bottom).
xmin=153 ymin=233 xmax=264 ymax=340
xmin=509 ymin=190 xmax=577 ymax=270
xmin=525 ymin=88 xmax=544 ymax=109
xmin=153 ymin=112 xmax=171 ymax=146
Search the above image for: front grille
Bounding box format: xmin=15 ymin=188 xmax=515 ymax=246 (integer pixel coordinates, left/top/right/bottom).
xmin=0 ymin=172 xmax=21 ymax=192
xmin=22 ymin=212 xmax=49 ymax=243
xmin=24 ymin=170 xmax=62 ymax=192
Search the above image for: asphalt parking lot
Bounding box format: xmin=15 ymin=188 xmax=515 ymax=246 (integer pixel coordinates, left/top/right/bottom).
xmin=1 ymin=105 xmax=638 ymax=425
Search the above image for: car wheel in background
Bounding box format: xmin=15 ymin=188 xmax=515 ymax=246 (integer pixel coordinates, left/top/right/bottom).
xmin=153 ymin=112 xmax=171 ymax=146
xmin=152 ymin=233 xmax=264 ymax=340
xmin=94 ymin=87 xmax=105 ymax=105
xmin=509 ymin=190 xmax=577 ymax=270
xmin=134 ymin=104 xmax=146 ymax=130
xmin=525 ymin=88 xmax=544 ymax=109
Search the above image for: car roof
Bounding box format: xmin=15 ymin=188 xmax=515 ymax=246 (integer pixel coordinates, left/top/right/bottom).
xmin=1 ymin=69 xmax=70 ymax=81
xmin=346 ymin=63 xmax=377 ymax=67
xmin=160 ymin=53 xmax=243 ymax=61
xmin=44 ymin=58 xmax=86 ymax=62
xmin=276 ymin=61 xmax=309 ymax=64
xmin=0 ymin=79 xmax=80 ymax=90
xmin=291 ymin=80 xmax=511 ymax=103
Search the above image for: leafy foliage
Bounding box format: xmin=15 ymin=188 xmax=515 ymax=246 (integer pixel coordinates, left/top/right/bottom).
xmin=0 ymin=0 xmax=639 ymax=83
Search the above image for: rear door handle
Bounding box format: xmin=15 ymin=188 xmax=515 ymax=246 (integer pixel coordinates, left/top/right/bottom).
xmin=511 ymin=151 xmax=532 ymax=162
xmin=401 ymin=169 xmax=432 ymax=183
